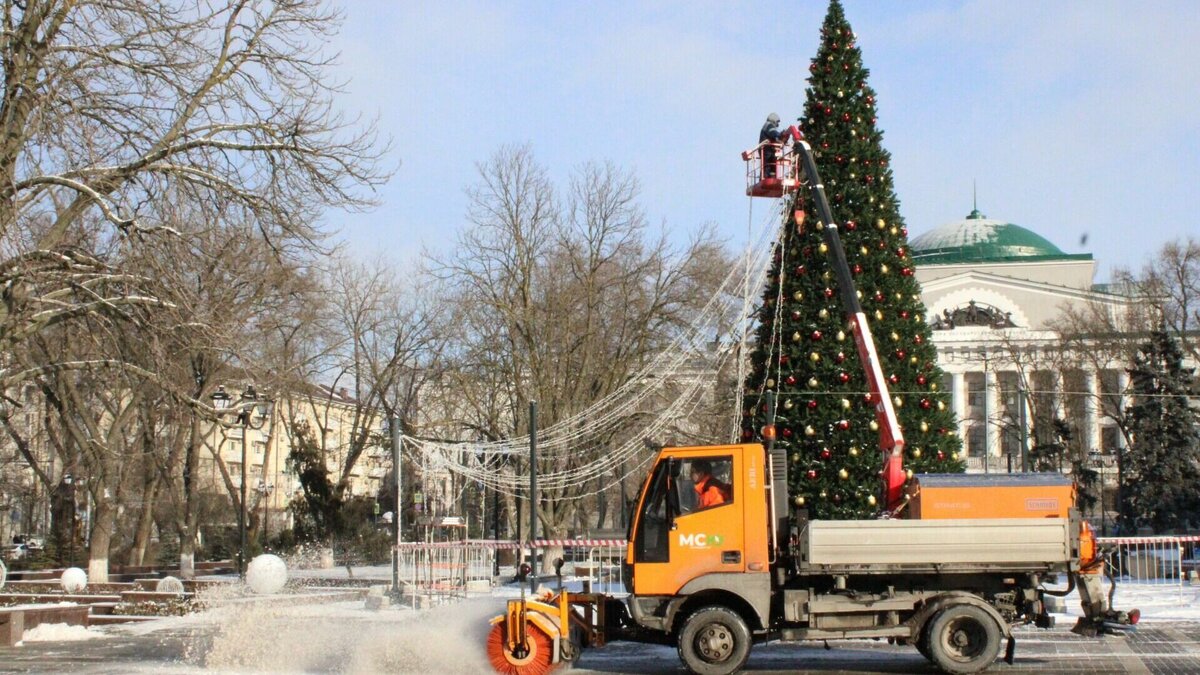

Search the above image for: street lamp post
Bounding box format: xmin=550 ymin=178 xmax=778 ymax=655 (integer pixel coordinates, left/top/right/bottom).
xmin=212 ymin=385 xmax=273 ymax=578
xmin=257 ymin=480 xmax=275 ymax=550
xmin=62 ymin=473 xmax=75 ymax=567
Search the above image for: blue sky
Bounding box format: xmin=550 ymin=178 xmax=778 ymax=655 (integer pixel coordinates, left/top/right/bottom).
xmin=323 ymin=1 xmax=1198 ymax=280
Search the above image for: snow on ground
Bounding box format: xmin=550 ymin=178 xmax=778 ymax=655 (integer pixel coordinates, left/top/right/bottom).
xmin=1047 ymin=579 xmax=1200 ymax=622
xmin=21 ymin=622 xmax=103 ymax=642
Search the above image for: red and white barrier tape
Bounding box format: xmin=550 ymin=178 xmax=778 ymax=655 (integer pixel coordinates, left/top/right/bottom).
xmin=395 ymin=538 xmax=627 ymax=550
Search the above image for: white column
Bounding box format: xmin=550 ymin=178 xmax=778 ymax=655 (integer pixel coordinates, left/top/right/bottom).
xmin=985 ymin=369 xmax=1001 ymax=460
xmin=1083 ymin=370 xmax=1101 ymax=452
xmin=952 ymin=371 xmax=968 ymax=441
xmin=1117 ymin=370 xmax=1130 ymax=450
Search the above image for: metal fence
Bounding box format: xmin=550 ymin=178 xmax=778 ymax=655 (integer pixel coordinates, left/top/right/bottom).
xmin=391 ymin=539 xmax=628 ymax=605
xmin=1098 ymin=535 xmax=1200 ymax=587
xmin=393 ymin=541 xmax=495 ymax=605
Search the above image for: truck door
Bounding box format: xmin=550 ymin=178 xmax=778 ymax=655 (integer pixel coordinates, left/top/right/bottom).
xmin=632 ymin=453 xmax=744 ymax=595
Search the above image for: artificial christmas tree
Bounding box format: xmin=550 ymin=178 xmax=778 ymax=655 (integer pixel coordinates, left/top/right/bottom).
xmin=741 ymin=0 xmax=962 ymax=519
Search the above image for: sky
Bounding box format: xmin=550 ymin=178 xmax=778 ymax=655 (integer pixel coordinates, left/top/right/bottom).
xmin=320 ymin=1 xmax=1199 ymax=281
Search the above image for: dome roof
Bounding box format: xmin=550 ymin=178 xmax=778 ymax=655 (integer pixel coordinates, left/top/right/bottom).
xmin=909 ymin=209 xmax=1089 ymax=265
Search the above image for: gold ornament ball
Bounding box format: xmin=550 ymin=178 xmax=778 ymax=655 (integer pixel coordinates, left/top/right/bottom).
xmin=952 ymin=452 xmax=960 ymax=460
xmin=893 ymin=396 xmax=903 ymax=407
xmin=906 ymin=469 xmax=914 ymax=479
xmin=840 ymin=398 xmax=851 ymax=409
xmin=930 ymin=383 xmax=939 ymax=391
xmin=911 ymin=447 xmax=922 ymax=458
xmin=849 ymin=446 xmax=859 ymax=456
xmin=894 ymin=292 xmax=903 ymax=301
xmin=876 ymin=219 xmax=886 ymax=230
xmin=880 ymin=264 xmax=890 ymax=274
xmin=869 ymin=421 xmax=880 ymax=432
xmin=810 ymin=352 xmax=821 ymax=363
xmin=792 ymin=331 xmax=802 ymax=342
xmin=937 ymin=401 xmax=946 ymax=411
xmin=859 ymin=245 xmax=869 ymax=255
xmin=793 ymin=291 xmax=804 ymax=301
xmin=838 ymin=468 xmax=849 ymax=480
xmin=819 ymin=243 xmax=829 ymax=254
xmin=819 ymin=308 xmax=829 ymax=319
xmin=910 ymin=356 xmax=919 ymax=364
xmin=784 ymin=398 xmax=795 ymax=410
xmin=890 ymin=226 xmax=899 ymax=235
xmin=868 ymin=495 xmax=877 ymax=506
xmin=890 ymin=331 xmax=900 ymax=341
xmin=805 ymin=425 xmax=816 ymax=436
xmin=794 ymin=496 xmax=806 ymax=506
xmin=823 ymin=270 xmax=832 ymax=280
xmin=875 ymin=310 xmax=884 ymax=321
xmin=820 ymin=490 xmax=827 ymax=498
xmin=855 ymin=290 xmax=862 ymax=299
xmin=920 ymin=421 xmax=929 ymax=432
xmin=836 ymin=330 xmax=846 ymax=341
xmin=808 ymin=378 xmax=820 ymax=389
xmin=766 ymin=378 xmax=775 ymax=388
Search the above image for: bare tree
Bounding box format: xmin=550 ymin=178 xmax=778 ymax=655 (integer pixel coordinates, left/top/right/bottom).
xmin=432 ymin=146 xmax=728 ymax=563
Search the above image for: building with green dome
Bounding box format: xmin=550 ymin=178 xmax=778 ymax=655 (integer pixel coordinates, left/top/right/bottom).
xmin=911 ymin=208 xmax=1139 ymax=527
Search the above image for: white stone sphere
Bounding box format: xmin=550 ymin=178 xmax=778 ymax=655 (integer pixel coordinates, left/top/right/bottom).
xmin=245 ymin=553 xmax=288 ymax=594
xmin=156 ymin=575 xmax=185 ymax=594
xmin=61 ymin=567 xmax=88 ymax=592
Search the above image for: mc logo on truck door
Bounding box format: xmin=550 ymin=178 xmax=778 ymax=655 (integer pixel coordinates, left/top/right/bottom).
xmin=679 ymin=533 xmax=725 ymax=548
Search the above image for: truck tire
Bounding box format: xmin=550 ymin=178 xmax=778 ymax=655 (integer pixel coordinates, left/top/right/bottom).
xmin=677 ymin=606 xmax=752 ymax=675
xmin=926 ymin=604 xmax=1003 ymax=674
xmin=916 ymin=620 xmax=933 ymax=661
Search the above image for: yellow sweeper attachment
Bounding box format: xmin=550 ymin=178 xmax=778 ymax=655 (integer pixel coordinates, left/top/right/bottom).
xmin=487 ymin=562 xmax=605 ymax=675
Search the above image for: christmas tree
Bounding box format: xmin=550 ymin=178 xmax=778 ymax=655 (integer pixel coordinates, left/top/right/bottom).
xmin=1122 ymin=329 xmax=1200 ymax=533
xmin=740 ymin=0 xmax=962 ymax=519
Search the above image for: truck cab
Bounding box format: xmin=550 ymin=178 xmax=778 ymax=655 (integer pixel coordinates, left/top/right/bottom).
xmin=626 ymin=444 xmax=773 ymax=636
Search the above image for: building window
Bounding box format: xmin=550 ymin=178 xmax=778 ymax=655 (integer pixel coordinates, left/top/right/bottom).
xmin=1101 ymin=427 xmax=1123 ymax=455
xmin=967 ymin=424 xmax=986 ymax=457
xmin=254 ymin=441 xmax=266 ymax=456
xmin=966 ymin=373 xmax=985 ymax=409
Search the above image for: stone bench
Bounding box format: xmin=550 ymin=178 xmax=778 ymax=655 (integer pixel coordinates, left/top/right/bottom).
xmin=0 ymin=605 xmax=91 ymax=646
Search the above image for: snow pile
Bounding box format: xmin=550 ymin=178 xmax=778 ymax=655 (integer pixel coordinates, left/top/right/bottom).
xmin=199 ymin=598 xmax=496 ymax=673
xmin=60 ymin=567 xmax=87 ymax=592
xmin=22 ymin=623 xmax=103 ymax=642
xmin=245 ymin=554 xmax=288 ymax=594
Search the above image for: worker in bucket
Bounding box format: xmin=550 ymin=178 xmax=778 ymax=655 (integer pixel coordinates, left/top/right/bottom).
xmin=691 ymin=459 xmax=728 ymax=509
xmin=759 ymin=113 xmax=784 ymax=177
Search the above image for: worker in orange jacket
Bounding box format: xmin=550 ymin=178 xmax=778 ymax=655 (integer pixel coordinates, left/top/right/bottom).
xmin=691 ymin=460 xmax=729 ymax=509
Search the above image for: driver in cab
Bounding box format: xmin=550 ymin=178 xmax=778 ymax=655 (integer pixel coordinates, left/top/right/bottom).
xmin=690 ymin=460 xmax=729 ymax=509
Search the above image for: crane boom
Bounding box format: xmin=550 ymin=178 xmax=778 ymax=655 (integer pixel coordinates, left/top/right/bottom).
xmin=788 ymin=134 xmax=907 ymax=511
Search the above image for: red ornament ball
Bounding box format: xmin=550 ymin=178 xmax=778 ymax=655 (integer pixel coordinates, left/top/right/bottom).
xmin=785 ymin=375 xmax=797 ymax=386
xmin=894 ymin=349 xmax=906 ymax=360
xmin=888 ymin=374 xmax=899 ymax=385
xmin=838 ymin=372 xmax=851 ymax=384
xmin=837 ymin=420 xmax=851 ymax=431
xmin=914 ymin=335 xmax=925 ymax=345
xmin=873 ymin=291 xmax=884 ymax=302
xmin=795 ymin=265 xmax=807 ymax=275
xmin=807 ymin=399 xmax=819 ymax=409
xmin=807 ymin=470 xmax=818 ymax=480
xmin=811 ymin=330 xmax=823 ymax=341
xmin=820 ymin=448 xmax=832 ymax=460
xmin=937 ymin=451 xmax=946 ymax=460
xmin=916 ymin=375 xmax=927 ymax=386
xmin=835 ymin=351 xmax=846 ymax=363
xmin=824 ymin=287 xmax=835 ymax=299
xmin=852 ymin=264 xmax=862 ymax=275
xmin=782 ymin=427 xmax=793 ymax=438
xmin=920 ymin=398 xmax=932 ymax=410
xmin=845 ymin=220 xmax=857 ymax=231
xmin=900 ymin=267 xmax=914 ymax=277
xmin=779 ymin=355 xmax=790 ymax=365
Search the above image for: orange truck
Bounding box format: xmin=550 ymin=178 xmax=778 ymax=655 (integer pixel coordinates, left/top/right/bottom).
xmin=486 ymin=138 xmax=1135 ymax=675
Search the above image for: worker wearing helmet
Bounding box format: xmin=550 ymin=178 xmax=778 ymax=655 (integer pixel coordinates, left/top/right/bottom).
xmin=691 ymin=460 xmax=729 ymax=509
xmin=760 ymin=113 xmax=783 ymax=177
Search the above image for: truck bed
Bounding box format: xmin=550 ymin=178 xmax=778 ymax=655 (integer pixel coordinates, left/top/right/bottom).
xmin=796 ymin=517 xmax=1074 ymax=574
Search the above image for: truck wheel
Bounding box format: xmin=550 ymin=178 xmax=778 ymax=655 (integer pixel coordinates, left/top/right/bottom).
xmin=677 ymin=606 xmax=752 ymax=675
xmin=926 ymin=604 xmax=1002 ymax=674
xmin=915 ymin=621 xmax=933 ymax=661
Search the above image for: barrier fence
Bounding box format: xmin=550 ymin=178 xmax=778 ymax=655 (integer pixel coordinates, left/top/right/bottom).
xmin=1097 ymin=535 xmax=1200 ymax=588
xmin=392 ymin=539 xmax=628 ymax=604
xmin=389 ymin=536 xmax=1196 ymax=606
